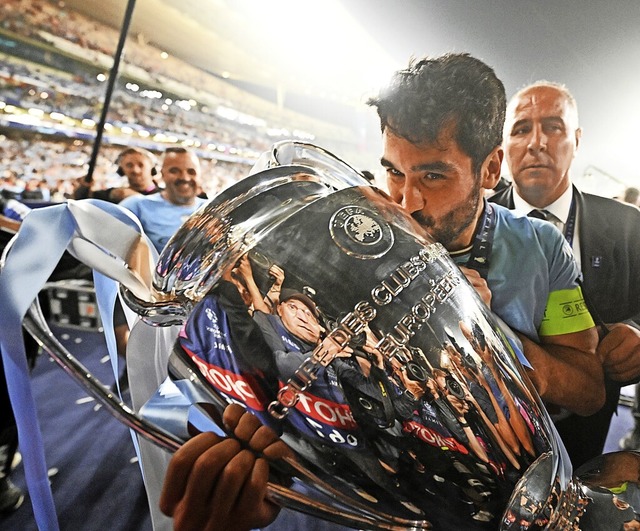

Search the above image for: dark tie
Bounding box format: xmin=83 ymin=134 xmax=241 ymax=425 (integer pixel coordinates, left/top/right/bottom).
xmin=527 ymin=209 xmax=548 ymax=220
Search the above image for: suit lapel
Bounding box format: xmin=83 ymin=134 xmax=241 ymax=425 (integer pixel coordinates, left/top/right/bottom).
xmin=488 ymin=185 xmax=515 ymax=208
xmin=575 ymin=187 xmax=616 ymax=288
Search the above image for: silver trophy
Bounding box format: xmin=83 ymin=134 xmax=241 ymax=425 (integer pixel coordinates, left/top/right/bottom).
xmin=3 ymin=141 xmax=640 ymax=530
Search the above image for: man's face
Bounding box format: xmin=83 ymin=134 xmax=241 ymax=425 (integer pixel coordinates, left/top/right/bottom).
xmin=382 ymin=128 xmax=484 ymax=252
xmin=161 ymin=152 xmax=201 ymax=205
xmin=120 ymin=152 xmax=155 ymax=192
xmin=504 ymin=86 xmax=581 ymax=206
xmin=278 ymin=299 xmax=321 ymax=345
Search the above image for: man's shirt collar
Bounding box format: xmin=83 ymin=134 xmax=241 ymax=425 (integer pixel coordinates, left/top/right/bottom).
xmin=512 ymin=184 xmax=573 ymax=224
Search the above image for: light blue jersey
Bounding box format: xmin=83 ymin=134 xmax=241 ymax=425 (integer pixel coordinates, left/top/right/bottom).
xmin=120 ymin=192 xmax=207 ymax=253
xmin=453 ymin=203 xmax=582 ymax=341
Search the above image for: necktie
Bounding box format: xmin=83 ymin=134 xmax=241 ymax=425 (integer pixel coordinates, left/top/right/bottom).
xmin=528 ymin=209 xmax=565 ymax=232
xmin=527 ymin=209 xmax=548 ymax=220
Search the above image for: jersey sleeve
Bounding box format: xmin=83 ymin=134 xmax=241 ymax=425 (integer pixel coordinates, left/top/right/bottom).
xmin=536 ymin=222 xmax=595 ymax=336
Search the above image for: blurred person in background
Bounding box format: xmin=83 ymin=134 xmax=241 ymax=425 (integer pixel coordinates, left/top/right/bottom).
xmin=73 ymin=146 xmax=161 ymax=203
xmin=73 ymin=147 xmax=160 ymax=203
xmin=119 ymin=147 xmax=207 ymax=254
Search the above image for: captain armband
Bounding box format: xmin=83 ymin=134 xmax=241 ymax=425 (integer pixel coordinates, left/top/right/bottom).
xmin=539 ymin=285 xmax=595 ymax=336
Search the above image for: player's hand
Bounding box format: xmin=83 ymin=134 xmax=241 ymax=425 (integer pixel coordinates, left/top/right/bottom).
xmin=160 ymin=404 xmax=291 ymax=531
xmin=598 ymin=323 xmax=640 ymax=384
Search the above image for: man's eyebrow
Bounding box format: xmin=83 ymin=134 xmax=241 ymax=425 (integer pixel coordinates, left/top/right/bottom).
xmin=380 ymin=157 xmax=394 ymax=169
xmin=381 ymin=157 xmax=453 ymax=173
xmin=412 ymin=160 xmax=454 ymax=173
xmin=541 ymin=116 xmax=566 ymax=125
xmin=510 ymin=116 xmax=565 ymax=131
xmin=510 ymin=118 xmax=530 ymax=131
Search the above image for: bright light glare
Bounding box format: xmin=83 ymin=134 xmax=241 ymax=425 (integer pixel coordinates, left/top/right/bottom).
xmin=6 ymin=114 xmax=39 ymax=125
xmin=217 ymin=106 xmax=266 ymax=127
xmin=238 ymin=0 xmax=398 ymax=98
xmin=141 ymin=90 xmax=163 ymax=99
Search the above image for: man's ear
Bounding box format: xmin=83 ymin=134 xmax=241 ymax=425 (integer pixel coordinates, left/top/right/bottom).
xmin=575 ymin=127 xmax=582 ymax=151
xmin=481 ymin=145 xmax=504 ymax=190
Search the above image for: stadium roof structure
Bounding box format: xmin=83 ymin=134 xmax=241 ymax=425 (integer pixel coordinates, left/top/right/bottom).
xmin=60 ymin=0 xmax=397 ymax=110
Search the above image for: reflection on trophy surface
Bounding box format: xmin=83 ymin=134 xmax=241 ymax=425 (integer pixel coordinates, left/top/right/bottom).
xmin=160 ymin=175 xmax=555 ymax=529
xmin=4 ymin=141 xmax=640 ymax=530
xmin=139 ymin=141 xmax=558 ymax=529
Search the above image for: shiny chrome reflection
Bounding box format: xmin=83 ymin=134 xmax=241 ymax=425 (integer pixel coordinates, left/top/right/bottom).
xmin=158 ymin=173 xmax=558 ymax=529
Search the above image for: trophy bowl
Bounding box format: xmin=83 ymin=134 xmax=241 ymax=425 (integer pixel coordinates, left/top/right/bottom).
xmin=141 ymin=142 xmax=564 ymax=530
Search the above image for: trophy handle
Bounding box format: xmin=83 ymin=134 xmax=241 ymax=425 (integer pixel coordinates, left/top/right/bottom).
xmin=22 ymin=298 xmax=183 ymax=452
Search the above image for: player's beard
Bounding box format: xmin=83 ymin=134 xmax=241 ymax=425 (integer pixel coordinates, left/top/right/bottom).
xmin=411 ymin=174 xmax=483 ymax=249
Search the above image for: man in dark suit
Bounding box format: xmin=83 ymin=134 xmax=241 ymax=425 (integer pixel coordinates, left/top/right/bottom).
xmin=490 ymin=81 xmax=640 ymax=467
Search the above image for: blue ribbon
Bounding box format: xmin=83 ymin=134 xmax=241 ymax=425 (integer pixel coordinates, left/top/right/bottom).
xmin=139 ymin=378 xmax=224 ymax=441
xmin=0 ymin=199 xmax=150 ymax=530
xmin=0 ymin=205 xmax=74 ymax=530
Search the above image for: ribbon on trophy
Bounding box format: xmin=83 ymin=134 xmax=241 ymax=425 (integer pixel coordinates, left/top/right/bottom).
xmin=0 ymin=199 xmax=158 ymax=530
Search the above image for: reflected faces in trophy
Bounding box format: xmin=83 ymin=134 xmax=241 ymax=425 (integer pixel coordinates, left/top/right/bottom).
xmin=157 ymin=155 xmax=560 ymax=529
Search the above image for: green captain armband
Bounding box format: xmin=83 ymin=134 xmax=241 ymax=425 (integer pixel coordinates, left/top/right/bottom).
xmin=539 ymin=285 xmax=595 ymax=336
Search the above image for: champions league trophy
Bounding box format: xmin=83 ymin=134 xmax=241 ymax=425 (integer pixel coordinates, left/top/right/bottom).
xmin=2 ymin=142 xmax=640 ymax=530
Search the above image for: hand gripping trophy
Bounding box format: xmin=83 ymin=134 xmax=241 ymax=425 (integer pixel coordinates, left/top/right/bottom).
xmin=1 ymin=141 xmax=639 ymax=530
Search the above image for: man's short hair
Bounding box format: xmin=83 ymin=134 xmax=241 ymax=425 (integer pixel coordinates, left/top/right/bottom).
xmin=367 ymin=53 xmax=506 ymax=174
xmin=115 ymin=147 xmax=158 ymax=176
xmin=279 ymin=288 xmax=319 ymax=319
xmin=509 ymin=80 xmax=580 ymax=129
xmin=164 ymin=147 xmax=193 ymax=156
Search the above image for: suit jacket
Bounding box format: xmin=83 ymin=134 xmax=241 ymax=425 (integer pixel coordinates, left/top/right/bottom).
xmin=490 ymin=183 xmax=640 ymax=465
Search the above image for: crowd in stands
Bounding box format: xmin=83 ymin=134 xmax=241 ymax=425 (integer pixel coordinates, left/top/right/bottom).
xmin=1 ymin=0 xmax=360 ymax=145
xmin=0 ymin=135 xmax=250 ymax=202
xmin=1 ymin=52 xmax=275 ymax=158
xmin=0 ymin=0 xmax=370 ymax=206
